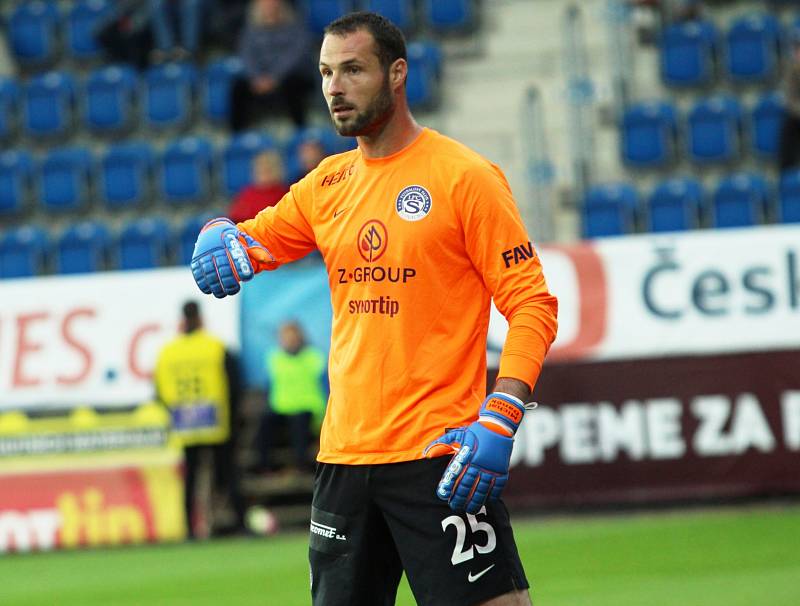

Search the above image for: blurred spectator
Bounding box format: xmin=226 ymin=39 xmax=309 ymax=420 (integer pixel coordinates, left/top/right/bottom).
xmin=779 ymin=36 xmax=800 ymax=172
xmin=149 ymin=0 xmax=208 ymax=62
xmin=230 ymin=0 xmax=316 ymax=131
xmin=255 ymin=321 xmax=326 ymax=475
xmin=95 ymin=0 xmax=155 ymax=69
xmin=154 ymin=301 xmax=247 ymax=538
xmin=288 ymin=137 xmax=328 ymax=182
xmin=228 ymin=149 xmax=289 ymax=223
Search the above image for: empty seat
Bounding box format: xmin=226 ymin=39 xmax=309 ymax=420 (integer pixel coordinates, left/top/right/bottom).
xmin=143 ymin=62 xmax=197 ymax=129
xmin=406 ymin=41 xmax=439 ymax=109
xmin=67 ymin=0 xmax=112 ymax=60
xmin=778 ymin=169 xmax=800 ymax=223
xmin=8 ymin=1 xmax=60 ymax=67
xmin=620 ymin=100 xmax=679 ymax=168
xmin=0 ymin=225 xmax=48 ymax=279
xmin=40 ymin=147 xmax=93 ymax=212
xmin=660 ymin=19 xmax=719 ymax=87
xmin=725 ymin=13 xmax=781 ymax=83
xmin=686 ymin=95 xmax=742 ymax=164
xmin=0 ymin=150 xmax=34 ymax=215
xmin=365 ymin=0 xmax=416 ymax=34
xmin=0 ymin=76 xmax=20 ymax=141
xmin=421 ymin=0 xmax=476 ymax=33
xmin=647 ymin=177 xmax=704 ymax=232
xmin=305 ymin=0 xmax=355 ymax=35
xmin=84 ymin=64 xmax=139 ymax=133
xmin=582 ymin=182 xmax=638 ymax=238
xmin=751 ymin=91 xmax=785 ymax=159
xmin=100 ymin=142 xmax=155 ymax=209
xmin=23 ymin=71 xmax=76 ymax=139
xmin=178 ymin=212 xmax=217 ymax=265
xmin=711 ymin=172 xmax=769 ymax=228
xmin=117 ymin=217 xmax=171 ymax=270
xmin=203 ymin=56 xmax=244 ymax=123
xmin=160 ymin=136 xmax=214 ymax=204
xmin=56 ymin=221 xmax=110 ymax=274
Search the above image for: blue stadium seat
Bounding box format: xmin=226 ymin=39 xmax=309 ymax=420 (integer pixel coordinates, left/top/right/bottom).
xmin=660 ymin=19 xmax=719 ymax=87
xmin=56 ymin=221 xmax=110 ymax=274
xmin=203 ymin=56 xmax=244 ymax=123
xmin=686 ymin=95 xmax=742 ymax=164
xmin=421 ymin=0 xmax=476 ymax=33
xmin=305 ymin=0 xmax=355 ymax=35
xmin=725 ymin=13 xmax=781 ymax=83
xmin=406 ymin=42 xmax=439 ymax=109
xmin=40 ymin=147 xmax=93 ymax=212
xmin=8 ymin=1 xmax=60 ymax=67
xmin=751 ymin=91 xmax=784 ymax=159
xmin=100 ymin=142 xmax=155 ymax=209
xmin=620 ymin=100 xmax=678 ymax=168
xmin=647 ymin=177 xmax=704 ymax=232
xmin=582 ymin=182 xmax=638 ymax=238
xmin=0 ymin=77 xmax=20 ymax=141
xmin=160 ymin=136 xmax=214 ymax=204
xmin=117 ymin=217 xmax=171 ymax=270
xmin=23 ymin=71 xmax=76 ymax=139
xmin=711 ymin=172 xmax=769 ymax=228
xmin=778 ymin=169 xmax=800 ymax=223
xmin=178 ymin=212 xmax=217 ymax=265
xmin=84 ymin=64 xmax=139 ymax=133
xmin=365 ymin=0 xmax=416 ymax=34
xmin=221 ymin=131 xmax=277 ymax=197
xmin=0 ymin=225 xmax=48 ymax=279
xmin=143 ymin=63 xmax=197 ymax=129
xmin=0 ymin=150 xmax=34 ymax=215
xmin=67 ymin=0 xmax=112 ymax=60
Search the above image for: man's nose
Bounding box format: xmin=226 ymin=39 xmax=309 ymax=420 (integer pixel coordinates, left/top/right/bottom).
xmin=327 ymin=72 xmax=344 ymax=97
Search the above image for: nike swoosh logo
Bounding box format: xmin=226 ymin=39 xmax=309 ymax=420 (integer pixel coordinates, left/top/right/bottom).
xmin=467 ymin=564 xmax=495 ymax=583
xmin=333 ymin=208 xmax=349 ymax=218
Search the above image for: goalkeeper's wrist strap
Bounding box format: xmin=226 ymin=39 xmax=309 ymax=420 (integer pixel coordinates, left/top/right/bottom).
xmin=478 ymin=392 xmax=526 ymax=436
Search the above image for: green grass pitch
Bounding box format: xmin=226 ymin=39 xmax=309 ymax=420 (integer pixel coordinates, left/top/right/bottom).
xmin=2 ymin=505 xmax=799 ymax=606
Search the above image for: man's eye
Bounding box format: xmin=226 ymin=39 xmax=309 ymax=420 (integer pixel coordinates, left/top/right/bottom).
xmin=348 ymin=66 xmax=360 ymax=74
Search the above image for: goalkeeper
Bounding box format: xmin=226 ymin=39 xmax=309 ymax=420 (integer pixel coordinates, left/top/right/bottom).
xmin=191 ymin=11 xmax=557 ymax=606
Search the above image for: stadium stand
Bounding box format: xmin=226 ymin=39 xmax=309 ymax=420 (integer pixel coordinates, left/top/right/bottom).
xmin=686 ymin=94 xmax=743 ymax=164
xmin=99 ymin=141 xmax=155 ymax=209
xmin=366 ymin=0 xmax=417 ymax=35
xmin=305 ymin=0 xmax=355 ymax=35
xmin=8 ymin=0 xmax=61 ymax=68
xmin=751 ymin=90 xmax=785 ymax=159
xmin=66 ymin=0 xmax=112 ymax=61
xmin=203 ymin=56 xmax=245 ymax=124
xmin=0 ymin=76 xmax=20 ymax=141
xmin=421 ymin=0 xmax=476 ymax=34
xmin=220 ymin=131 xmax=278 ymax=197
xmin=143 ymin=62 xmax=197 ymax=130
xmin=724 ymin=12 xmax=782 ymax=83
xmin=647 ymin=176 xmax=705 ymax=232
xmin=620 ymin=100 xmax=679 ymax=168
xmin=160 ymin=136 xmax=214 ymax=205
xmin=23 ymin=70 xmax=76 ymax=139
xmin=40 ymin=146 xmax=93 ymax=212
xmin=711 ymin=172 xmax=770 ymax=228
xmin=117 ymin=217 xmax=171 ymax=270
xmin=659 ymin=19 xmax=720 ymax=88
xmin=778 ymin=169 xmax=800 ymax=223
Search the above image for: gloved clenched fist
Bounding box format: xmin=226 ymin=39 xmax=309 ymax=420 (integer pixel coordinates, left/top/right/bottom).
xmin=191 ymin=218 xmax=274 ymax=298
xmin=424 ymin=392 xmax=528 ymax=514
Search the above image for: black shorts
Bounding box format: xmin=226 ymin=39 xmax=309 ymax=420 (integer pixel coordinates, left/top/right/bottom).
xmin=309 ymin=457 xmax=529 ymax=606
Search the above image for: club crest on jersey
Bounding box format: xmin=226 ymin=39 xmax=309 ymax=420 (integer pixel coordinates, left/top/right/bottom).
xmin=395 ymin=185 xmax=432 ymax=221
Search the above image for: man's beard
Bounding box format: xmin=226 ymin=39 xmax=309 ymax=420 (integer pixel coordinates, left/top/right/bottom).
xmin=330 ymin=77 xmax=394 ymax=137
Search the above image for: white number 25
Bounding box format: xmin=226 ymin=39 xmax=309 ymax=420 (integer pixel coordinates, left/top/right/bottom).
xmin=440 ymin=506 xmax=497 ymax=565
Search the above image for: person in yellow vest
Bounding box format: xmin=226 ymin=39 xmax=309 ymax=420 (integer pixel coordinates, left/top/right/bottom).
xmin=255 ymin=321 xmax=326 ymax=474
xmin=154 ymin=301 xmax=246 ymax=538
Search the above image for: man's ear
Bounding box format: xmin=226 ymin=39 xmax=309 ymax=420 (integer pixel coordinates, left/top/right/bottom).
xmin=391 ymin=58 xmax=408 ymax=89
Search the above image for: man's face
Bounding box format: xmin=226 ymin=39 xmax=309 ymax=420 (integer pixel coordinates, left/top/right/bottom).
xmin=319 ymin=30 xmax=395 ymax=137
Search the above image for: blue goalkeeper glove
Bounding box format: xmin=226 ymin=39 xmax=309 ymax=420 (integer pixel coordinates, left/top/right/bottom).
xmin=191 ymin=218 xmax=274 ymax=298
xmin=424 ymin=392 xmax=527 ymax=514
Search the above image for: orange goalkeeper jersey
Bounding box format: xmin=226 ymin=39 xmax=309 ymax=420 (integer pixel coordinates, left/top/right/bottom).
xmin=240 ymin=128 xmax=558 ymax=464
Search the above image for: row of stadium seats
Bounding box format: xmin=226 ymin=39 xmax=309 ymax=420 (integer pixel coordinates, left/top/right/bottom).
xmin=582 ymin=170 xmax=800 ymax=238
xmin=0 ymin=128 xmax=355 ymax=215
xmin=0 ymin=214 xmax=217 ymax=278
xmin=620 ymin=92 xmax=784 ymax=168
xmin=0 ymin=42 xmax=442 ymax=140
xmin=6 ymin=0 xmax=471 ymax=67
xmin=660 ymin=12 xmax=800 ymax=87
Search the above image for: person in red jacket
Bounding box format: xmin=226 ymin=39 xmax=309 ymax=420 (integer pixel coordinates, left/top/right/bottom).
xmin=227 ymin=149 xmax=289 ymax=223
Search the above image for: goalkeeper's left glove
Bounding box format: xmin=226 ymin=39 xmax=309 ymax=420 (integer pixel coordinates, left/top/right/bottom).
xmin=424 ymin=392 xmax=528 ymax=514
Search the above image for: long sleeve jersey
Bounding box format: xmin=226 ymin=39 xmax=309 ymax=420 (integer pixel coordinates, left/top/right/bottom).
xmin=240 ymin=128 xmax=558 ymax=464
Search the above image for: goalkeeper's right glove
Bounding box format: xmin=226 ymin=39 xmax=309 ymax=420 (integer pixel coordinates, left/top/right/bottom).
xmin=190 ymin=218 xmax=274 ymax=298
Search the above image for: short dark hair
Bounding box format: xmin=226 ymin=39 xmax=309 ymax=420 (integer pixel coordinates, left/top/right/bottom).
xmin=324 ymin=11 xmax=407 ymax=70
xmin=182 ymin=300 xmax=201 ymax=332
